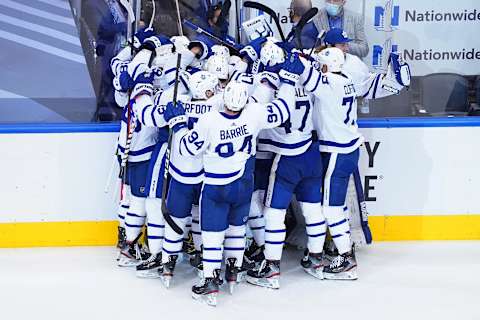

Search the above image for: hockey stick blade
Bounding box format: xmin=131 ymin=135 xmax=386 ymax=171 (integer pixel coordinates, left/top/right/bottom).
xmin=160 ymin=53 xmax=184 ymax=235
xmin=244 ymin=1 xmax=286 ymax=42
xmin=352 ymin=168 xmax=373 ymax=244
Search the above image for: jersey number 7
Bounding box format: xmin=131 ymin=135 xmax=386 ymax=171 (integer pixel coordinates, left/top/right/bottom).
xmin=280 ymin=100 xmax=311 ymax=134
xmin=342 ymin=96 xmax=355 ymax=125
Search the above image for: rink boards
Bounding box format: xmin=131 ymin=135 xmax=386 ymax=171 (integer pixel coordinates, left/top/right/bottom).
xmin=1 ymin=119 xmax=480 ymax=247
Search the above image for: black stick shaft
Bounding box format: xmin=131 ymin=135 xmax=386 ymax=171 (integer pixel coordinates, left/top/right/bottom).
xmin=160 ymin=53 xmax=183 ymax=235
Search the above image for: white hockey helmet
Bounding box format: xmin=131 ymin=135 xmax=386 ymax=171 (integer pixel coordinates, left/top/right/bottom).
xmin=260 ymin=39 xmax=285 ymax=67
xmin=211 ymin=45 xmax=230 ymax=58
xmin=155 ymin=44 xmax=174 ymax=63
xmin=189 ymin=71 xmax=219 ymax=100
xmin=228 ymin=55 xmax=248 ymax=75
xmin=315 ymin=47 xmax=345 ymax=73
xmin=223 ymin=81 xmax=249 ymax=112
xmin=205 ymin=54 xmax=229 ymax=81
xmin=170 ymin=35 xmax=190 ymax=54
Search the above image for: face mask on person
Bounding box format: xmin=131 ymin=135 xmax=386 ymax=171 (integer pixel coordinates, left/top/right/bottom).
xmin=326 ymin=3 xmax=342 ymax=16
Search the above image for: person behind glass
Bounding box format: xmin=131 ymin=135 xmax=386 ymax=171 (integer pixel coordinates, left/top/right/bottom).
xmin=92 ymin=0 xmax=127 ymax=121
xmin=286 ymin=0 xmax=319 ymax=49
xmin=195 ymin=0 xmax=230 ymax=39
xmin=312 ymin=0 xmax=369 ymax=58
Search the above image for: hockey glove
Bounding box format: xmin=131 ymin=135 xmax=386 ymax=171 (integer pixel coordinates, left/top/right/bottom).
xmin=257 ymin=71 xmax=280 ymax=90
xmin=389 ymin=52 xmax=411 ymax=87
xmin=142 ymin=34 xmax=173 ymax=52
xmin=278 ymin=53 xmax=305 ymax=86
xmin=113 ymin=71 xmax=133 ymax=93
xmin=240 ymin=37 xmax=267 ymax=63
xmin=164 ymin=101 xmax=188 ymax=132
xmin=129 ymin=67 xmax=155 ymax=98
xmin=132 ymin=27 xmax=156 ymax=49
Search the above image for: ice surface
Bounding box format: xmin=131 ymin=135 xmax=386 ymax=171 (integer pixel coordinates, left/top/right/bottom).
xmin=1 ymin=242 xmax=479 ymax=320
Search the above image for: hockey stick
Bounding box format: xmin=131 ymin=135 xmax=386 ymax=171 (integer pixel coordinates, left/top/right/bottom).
xmin=235 ymin=0 xmax=243 ymax=43
xmin=243 ymin=1 xmax=286 ymax=42
xmin=183 ymin=19 xmax=241 ymax=55
xmin=119 ymin=0 xmax=136 ymax=55
xmin=160 ymin=53 xmax=184 ymax=235
xmin=352 ymin=168 xmax=373 ymax=244
xmin=288 ymin=7 xmax=318 ymax=49
xmin=149 ymin=0 xmax=155 ymax=29
xmin=307 ymin=29 xmax=326 ymax=59
xmin=174 ymin=0 xmax=183 ymax=36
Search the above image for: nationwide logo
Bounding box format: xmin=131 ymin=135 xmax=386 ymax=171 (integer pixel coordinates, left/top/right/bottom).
xmin=374 ymin=0 xmax=400 ymax=31
xmin=372 ymin=40 xmax=398 ymax=70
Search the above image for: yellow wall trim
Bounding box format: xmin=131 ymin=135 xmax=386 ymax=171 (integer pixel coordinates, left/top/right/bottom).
xmin=369 ymin=215 xmax=480 ymax=241
xmin=1 ymin=215 xmax=479 ymax=247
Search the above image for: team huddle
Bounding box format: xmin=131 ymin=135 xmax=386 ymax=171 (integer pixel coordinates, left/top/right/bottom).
xmin=109 ymin=23 xmax=411 ymax=306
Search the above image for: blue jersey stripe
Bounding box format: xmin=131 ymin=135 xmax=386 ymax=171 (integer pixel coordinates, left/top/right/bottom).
xmin=258 ymin=137 xmax=311 ymax=149
xmin=204 ymin=170 xmax=241 ymax=179
xmin=118 ymin=145 xmax=154 ymax=156
xmin=319 ymin=137 xmax=359 ymax=148
xmin=170 ymin=163 xmax=204 ymax=177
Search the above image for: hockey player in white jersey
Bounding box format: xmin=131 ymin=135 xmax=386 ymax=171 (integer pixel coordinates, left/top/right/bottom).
xmin=109 ymin=27 xmax=156 ymax=250
xmin=161 ymin=57 xmax=302 ymax=306
xmin=299 ymin=47 xmax=367 ymax=280
xmin=245 ymin=40 xmax=328 ymax=288
xmin=115 ymin=34 xmax=176 ymax=267
xmin=159 ymin=71 xmax=224 ymax=287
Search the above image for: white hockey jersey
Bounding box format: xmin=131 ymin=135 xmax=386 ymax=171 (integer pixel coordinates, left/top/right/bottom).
xmin=257 ymin=83 xmax=314 ymax=156
xmin=117 ymin=110 xmax=159 ymax=163
xmin=177 ymin=84 xmax=295 ymax=185
xmin=169 ymin=93 xmax=224 ymax=184
xmin=302 ymin=66 xmax=364 ymax=154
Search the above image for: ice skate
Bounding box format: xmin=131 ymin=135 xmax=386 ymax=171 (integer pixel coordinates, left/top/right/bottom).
xmin=300 ymin=250 xmax=325 ymax=280
xmin=192 ymin=269 xmax=222 ymax=307
xmin=136 ymin=252 xmax=162 ymax=279
xmin=118 ymin=241 xmax=142 ymax=267
xmin=225 ymin=258 xmax=244 ymax=294
xmin=323 ymin=238 xmax=339 ymax=263
xmin=243 ymin=240 xmax=265 ymax=270
xmin=245 ymin=260 xmax=280 ymax=289
xmin=160 ymin=255 xmax=178 ymax=288
xmin=323 ymin=249 xmax=358 ymax=280
xmin=189 ymin=250 xmax=204 ymax=278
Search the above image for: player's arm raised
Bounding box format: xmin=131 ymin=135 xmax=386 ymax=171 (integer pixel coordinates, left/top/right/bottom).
xmin=357 ymin=52 xmax=411 ymax=98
